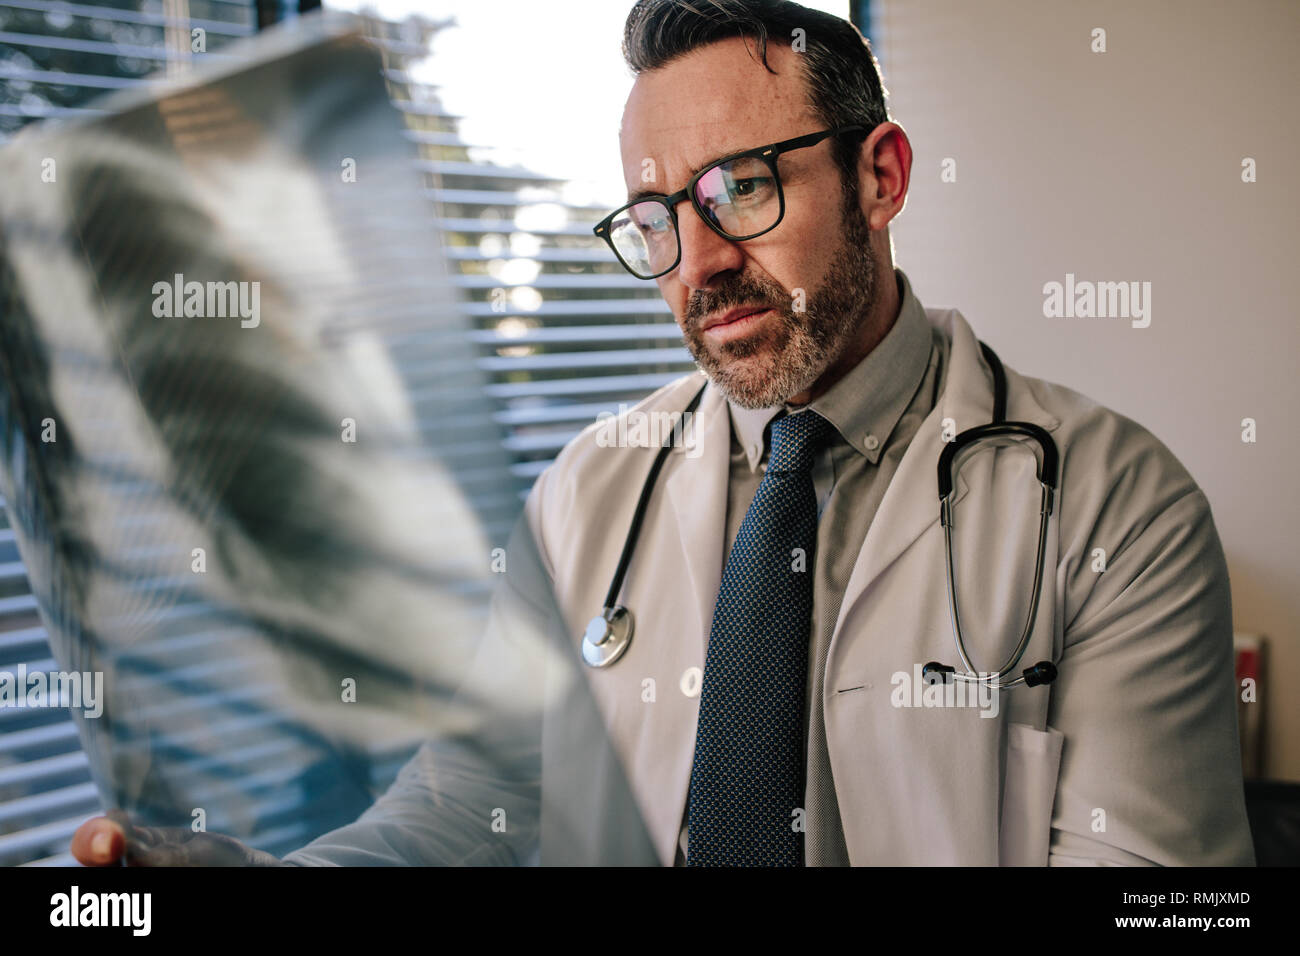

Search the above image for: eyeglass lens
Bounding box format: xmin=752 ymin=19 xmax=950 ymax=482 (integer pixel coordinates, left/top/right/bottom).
xmin=608 ymin=155 xmax=780 ymax=277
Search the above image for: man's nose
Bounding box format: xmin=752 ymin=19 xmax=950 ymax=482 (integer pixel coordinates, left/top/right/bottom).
xmin=672 ymin=200 xmax=746 ymax=290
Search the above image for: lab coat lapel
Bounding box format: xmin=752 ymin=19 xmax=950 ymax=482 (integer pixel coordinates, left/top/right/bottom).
xmin=829 ymin=308 xmax=989 ymax=641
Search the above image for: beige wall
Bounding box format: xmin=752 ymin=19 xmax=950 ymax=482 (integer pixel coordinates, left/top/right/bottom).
xmin=875 ymin=0 xmax=1299 ymax=779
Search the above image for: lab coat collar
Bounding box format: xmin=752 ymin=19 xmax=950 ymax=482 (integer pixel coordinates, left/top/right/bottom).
xmin=727 ymin=267 xmax=933 ymax=469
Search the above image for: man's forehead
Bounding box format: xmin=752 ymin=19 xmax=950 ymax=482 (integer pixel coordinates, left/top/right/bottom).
xmin=618 ymin=38 xmax=816 ymax=182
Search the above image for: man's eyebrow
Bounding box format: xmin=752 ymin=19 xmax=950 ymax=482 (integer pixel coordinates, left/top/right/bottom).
xmin=625 ymin=186 xmax=667 ymax=204
xmin=624 ymin=141 xmax=768 ymax=204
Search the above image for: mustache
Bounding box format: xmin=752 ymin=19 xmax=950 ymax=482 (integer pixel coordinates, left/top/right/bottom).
xmin=684 ymin=285 xmax=788 ymax=330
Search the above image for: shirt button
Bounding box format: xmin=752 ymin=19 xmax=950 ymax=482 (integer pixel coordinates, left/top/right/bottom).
xmin=864 ymin=434 xmax=880 ymax=451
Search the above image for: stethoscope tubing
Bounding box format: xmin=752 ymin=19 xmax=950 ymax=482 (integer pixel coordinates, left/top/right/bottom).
xmin=600 ymin=378 xmax=709 ymax=613
xmin=941 ymin=502 xmax=1052 ymax=688
xmin=936 ymin=342 xmax=1059 ymax=689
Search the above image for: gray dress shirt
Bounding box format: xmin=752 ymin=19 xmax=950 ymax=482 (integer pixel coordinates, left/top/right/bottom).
xmin=675 ymin=267 xmax=949 ymax=865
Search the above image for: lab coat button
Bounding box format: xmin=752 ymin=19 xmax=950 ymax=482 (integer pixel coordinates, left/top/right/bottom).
xmin=864 ymin=434 xmax=880 ymax=451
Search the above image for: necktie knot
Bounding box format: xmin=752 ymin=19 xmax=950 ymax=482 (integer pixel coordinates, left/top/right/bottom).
xmin=767 ymin=410 xmax=837 ymax=473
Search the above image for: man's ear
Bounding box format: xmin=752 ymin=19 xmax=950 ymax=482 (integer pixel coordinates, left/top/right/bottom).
xmin=857 ymin=122 xmax=911 ymax=231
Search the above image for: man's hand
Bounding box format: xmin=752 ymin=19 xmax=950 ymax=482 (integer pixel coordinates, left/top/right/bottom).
xmin=71 ymin=811 xmax=289 ymax=866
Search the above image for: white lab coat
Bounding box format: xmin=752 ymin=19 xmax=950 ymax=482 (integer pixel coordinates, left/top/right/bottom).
xmin=286 ymin=303 xmax=1255 ymax=866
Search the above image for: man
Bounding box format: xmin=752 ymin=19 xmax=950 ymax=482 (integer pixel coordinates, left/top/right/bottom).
xmin=73 ymin=0 xmax=1254 ymax=866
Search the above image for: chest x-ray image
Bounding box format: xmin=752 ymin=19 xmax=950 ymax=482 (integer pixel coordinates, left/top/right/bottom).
xmin=0 ymin=11 xmax=655 ymax=866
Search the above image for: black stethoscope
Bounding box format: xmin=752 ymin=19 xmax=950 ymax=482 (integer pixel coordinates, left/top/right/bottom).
xmin=581 ymin=341 xmax=1061 ymax=691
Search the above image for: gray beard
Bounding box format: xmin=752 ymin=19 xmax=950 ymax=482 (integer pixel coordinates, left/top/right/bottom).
xmin=683 ymin=206 xmax=878 ymax=410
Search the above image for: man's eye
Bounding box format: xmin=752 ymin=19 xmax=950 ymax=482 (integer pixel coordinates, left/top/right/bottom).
xmin=740 ymin=176 xmax=776 ymax=198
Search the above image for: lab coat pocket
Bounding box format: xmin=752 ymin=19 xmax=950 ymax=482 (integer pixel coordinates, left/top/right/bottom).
xmin=999 ymin=722 xmax=1064 ymax=866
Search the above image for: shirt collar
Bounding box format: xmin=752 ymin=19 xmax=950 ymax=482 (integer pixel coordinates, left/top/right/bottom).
xmin=728 ymin=267 xmax=932 ymax=471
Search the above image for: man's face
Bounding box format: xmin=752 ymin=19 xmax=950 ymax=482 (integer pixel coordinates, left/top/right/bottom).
xmin=619 ymin=36 xmax=878 ymax=409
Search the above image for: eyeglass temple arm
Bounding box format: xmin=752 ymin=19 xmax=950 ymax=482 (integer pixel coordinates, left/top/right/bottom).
xmin=762 ymin=123 xmax=868 ymax=159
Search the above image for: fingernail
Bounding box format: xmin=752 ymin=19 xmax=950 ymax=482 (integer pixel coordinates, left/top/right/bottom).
xmin=92 ymin=831 xmax=112 ymax=860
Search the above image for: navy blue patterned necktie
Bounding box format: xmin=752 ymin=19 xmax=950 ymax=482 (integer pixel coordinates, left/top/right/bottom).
xmin=686 ymin=409 xmax=837 ymax=866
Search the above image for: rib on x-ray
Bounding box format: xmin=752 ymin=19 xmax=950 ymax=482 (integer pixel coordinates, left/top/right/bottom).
xmin=0 ymin=11 xmax=655 ymax=865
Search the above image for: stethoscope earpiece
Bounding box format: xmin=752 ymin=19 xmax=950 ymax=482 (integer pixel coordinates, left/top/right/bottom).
xmin=1022 ymin=661 xmax=1057 ymax=687
xmin=922 ymin=662 xmax=955 ymax=685
xmin=924 ymin=659 xmax=1057 ymax=690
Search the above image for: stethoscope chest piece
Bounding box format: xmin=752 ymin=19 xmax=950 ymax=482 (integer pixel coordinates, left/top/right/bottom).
xmin=581 ymin=605 xmax=634 ymax=668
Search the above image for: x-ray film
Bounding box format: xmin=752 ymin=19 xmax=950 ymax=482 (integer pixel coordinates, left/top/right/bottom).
xmin=0 ymin=11 xmax=655 ymax=865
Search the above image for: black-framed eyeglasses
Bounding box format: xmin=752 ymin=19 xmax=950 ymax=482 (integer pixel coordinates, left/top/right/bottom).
xmin=593 ymin=124 xmax=869 ymax=280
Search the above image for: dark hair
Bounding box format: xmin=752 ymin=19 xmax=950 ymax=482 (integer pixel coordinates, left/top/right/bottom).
xmin=622 ymin=0 xmax=890 ymax=198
